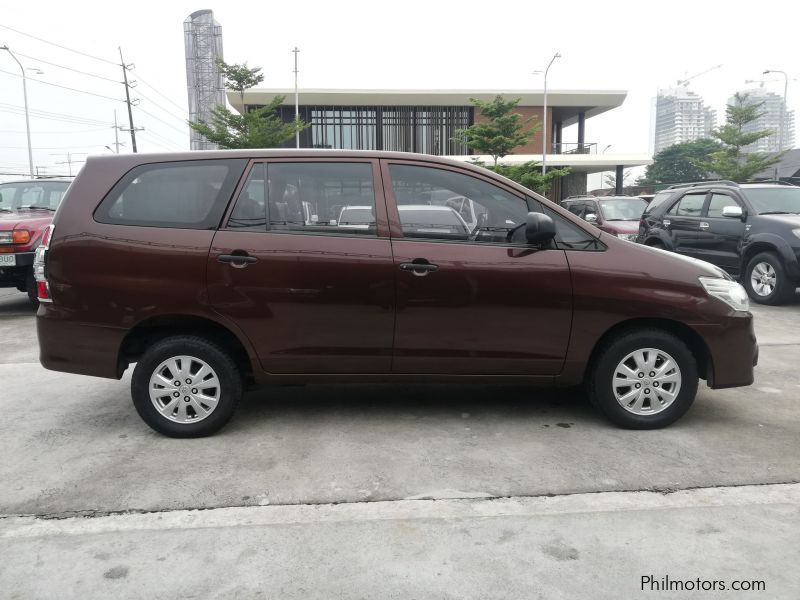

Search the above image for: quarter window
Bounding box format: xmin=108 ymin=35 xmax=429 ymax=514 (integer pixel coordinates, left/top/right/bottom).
xmin=388 ymin=164 xmax=527 ymax=243
xmin=95 ymin=159 xmax=247 ymax=229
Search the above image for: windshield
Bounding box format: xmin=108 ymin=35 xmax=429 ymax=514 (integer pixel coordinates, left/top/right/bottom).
xmin=598 ymin=198 xmax=647 ymax=221
xmin=743 ymin=187 xmax=800 ymax=214
xmin=0 ymin=181 xmax=70 ymax=211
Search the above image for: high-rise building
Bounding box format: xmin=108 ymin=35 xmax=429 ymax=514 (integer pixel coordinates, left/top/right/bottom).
xmin=184 ymin=10 xmax=225 ymax=150
xmin=653 ymin=87 xmax=716 ymax=154
xmin=730 ymin=87 xmax=795 ymax=153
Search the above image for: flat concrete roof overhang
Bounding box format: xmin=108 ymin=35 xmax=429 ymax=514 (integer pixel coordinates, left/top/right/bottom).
xmin=231 ymin=89 xmax=627 ymax=127
xmin=447 ymin=154 xmax=652 ymax=174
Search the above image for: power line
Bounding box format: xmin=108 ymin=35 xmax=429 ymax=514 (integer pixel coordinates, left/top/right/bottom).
xmin=0 ymin=23 xmax=118 ymax=66
xmin=0 ymin=67 xmax=125 ymax=102
xmin=134 ymin=88 xmax=188 ymax=124
xmin=0 ymin=103 xmax=113 ymax=127
xmin=12 ymin=51 xmax=120 ymax=84
xmin=132 ymin=72 xmax=189 ymax=114
xmin=135 ymin=105 xmax=189 ymax=136
xmin=0 ymin=127 xmax=109 ymax=134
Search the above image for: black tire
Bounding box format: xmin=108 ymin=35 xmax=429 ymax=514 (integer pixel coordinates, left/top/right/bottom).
xmin=131 ymin=335 xmax=243 ymax=438
xmin=744 ymin=252 xmax=797 ymax=306
xmin=25 ymin=269 xmax=39 ymax=307
xmin=587 ymin=329 xmax=698 ymax=429
xmin=647 ymin=239 xmax=666 ymax=250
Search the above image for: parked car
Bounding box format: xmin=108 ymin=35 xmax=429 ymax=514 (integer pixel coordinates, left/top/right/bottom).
xmin=636 ymin=180 xmax=800 ymax=305
xmin=561 ymin=195 xmax=647 ymax=241
xmin=36 ymin=151 xmax=757 ymax=437
xmin=0 ymin=178 xmax=71 ymax=304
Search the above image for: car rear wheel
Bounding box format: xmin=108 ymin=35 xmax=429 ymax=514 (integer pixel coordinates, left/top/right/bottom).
xmin=131 ymin=336 xmax=242 ymax=437
xmin=744 ymin=252 xmax=797 ymax=306
xmin=587 ymin=329 xmax=698 ymax=429
xmin=25 ymin=270 xmax=39 ymax=307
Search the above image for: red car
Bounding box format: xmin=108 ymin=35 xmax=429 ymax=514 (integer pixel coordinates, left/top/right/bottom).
xmin=36 ymin=151 xmax=757 ymax=437
xmin=561 ymin=196 xmax=647 ymax=241
xmin=0 ymin=179 xmax=71 ymax=304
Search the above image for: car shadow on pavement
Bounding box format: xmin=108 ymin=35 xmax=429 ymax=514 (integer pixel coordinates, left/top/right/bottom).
xmin=0 ymin=292 xmax=36 ymax=316
xmin=233 ymin=383 xmax=601 ymax=431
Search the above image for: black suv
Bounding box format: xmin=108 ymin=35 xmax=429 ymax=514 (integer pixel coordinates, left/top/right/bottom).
xmin=637 ymin=181 xmax=800 ymax=305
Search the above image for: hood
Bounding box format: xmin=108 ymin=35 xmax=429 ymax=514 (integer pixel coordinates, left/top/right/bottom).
xmin=758 ymin=214 xmax=800 ymax=227
xmin=601 ymin=220 xmax=639 ymax=235
xmin=0 ymin=209 xmax=55 ymax=231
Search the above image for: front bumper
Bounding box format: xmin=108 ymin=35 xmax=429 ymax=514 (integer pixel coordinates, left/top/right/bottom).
xmin=693 ymin=313 xmax=758 ymax=389
xmin=0 ymin=251 xmax=34 ymax=287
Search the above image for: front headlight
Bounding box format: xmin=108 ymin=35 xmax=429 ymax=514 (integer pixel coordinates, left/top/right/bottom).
xmin=699 ymin=277 xmax=749 ymax=312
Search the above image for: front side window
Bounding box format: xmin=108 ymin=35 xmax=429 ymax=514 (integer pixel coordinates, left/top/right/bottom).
xmin=669 ymin=192 xmax=706 ymax=217
xmin=706 ymin=193 xmax=740 ymax=218
xmin=95 ymin=159 xmax=247 ymax=229
xmin=388 ymin=164 xmax=527 ymax=243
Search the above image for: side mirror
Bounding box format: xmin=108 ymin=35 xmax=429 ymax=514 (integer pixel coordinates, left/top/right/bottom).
xmin=525 ymin=212 xmax=556 ymax=245
xmin=585 ymin=213 xmax=598 ymax=223
xmin=722 ymin=205 xmax=743 ymax=218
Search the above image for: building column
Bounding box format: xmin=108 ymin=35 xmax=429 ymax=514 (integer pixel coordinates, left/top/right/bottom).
xmin=615 ymin=165 xmax=624 ymax=195
xmin=577 ymin=112 xmax=586 ymax=152
xmin=555 ymin=120 xmax=563 ymax=154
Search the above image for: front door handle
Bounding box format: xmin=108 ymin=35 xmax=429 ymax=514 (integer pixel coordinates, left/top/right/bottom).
xmin=218 ymin=253 xmax=258 ymax=266
xmin=699 ymin=222 xmax=710 ymax=230
xmin=399 ymin=261 xmax=439 ymax=276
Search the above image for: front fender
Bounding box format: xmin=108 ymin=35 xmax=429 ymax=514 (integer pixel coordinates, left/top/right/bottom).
xmin=741 ymin=232 xmax=800 ymax=279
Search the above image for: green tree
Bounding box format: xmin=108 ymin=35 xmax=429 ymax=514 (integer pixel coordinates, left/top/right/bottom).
xmin=490 ymin=161 xmax=570 ymax=195
xmin=189 ymin=95 xmax=307 ymax=149
xmin=696 ymin=92 xmax=783 ymax=182
xmin=216 ymin=59 xmax=264 ymax=105
xmin=454 ymin=96 xmax=536 ymax=166
xmin=641 ymin=139 xmax=721 ymax=184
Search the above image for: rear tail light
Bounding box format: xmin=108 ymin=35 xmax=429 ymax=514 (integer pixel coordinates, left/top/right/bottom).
xmin=34 ymin=224 xmax=54 ymax=303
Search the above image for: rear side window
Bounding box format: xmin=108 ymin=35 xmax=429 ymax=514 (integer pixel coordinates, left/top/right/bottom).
xmin=95 ymin=159 xmax=247 ymax=229
xmin=645 ymin=190 xmax=675 ymax=214
xmin=227 ymin=162 xmax=376 ymax=235
xmin=668 ymin=192 xmax=706 ymax=217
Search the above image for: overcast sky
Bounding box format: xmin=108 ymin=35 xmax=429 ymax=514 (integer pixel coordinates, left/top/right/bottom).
xmin=1 ymin=0 xmax=798 ymax=183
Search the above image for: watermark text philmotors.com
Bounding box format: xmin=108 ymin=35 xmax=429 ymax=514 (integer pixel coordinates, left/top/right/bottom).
xmin=641 ymin=575 xmax=766 ymax=592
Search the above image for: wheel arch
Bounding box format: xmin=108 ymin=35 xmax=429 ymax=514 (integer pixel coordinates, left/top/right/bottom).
xmin=118 ymin=314 xmax=255 ymax=384
xmin=585 ymin=318 xmax=713 ymax=385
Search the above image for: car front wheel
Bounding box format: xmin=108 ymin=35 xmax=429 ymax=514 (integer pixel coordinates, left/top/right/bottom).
xmin=131 ymin=336 xmax=242 ymax=437
xmin=588 ymin=329 xmax=698 ymax=429
xmin=744 ymin=252 xmax=797 ymax=305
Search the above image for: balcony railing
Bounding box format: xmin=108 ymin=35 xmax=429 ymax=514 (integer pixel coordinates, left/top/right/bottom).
xmin=551 ymin=142 xmax=598 ymax=155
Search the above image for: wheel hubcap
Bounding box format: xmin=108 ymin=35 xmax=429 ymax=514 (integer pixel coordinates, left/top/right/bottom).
xmin=148 ymin=355 xmax=220 ymax=423
xmin=750 ymin=262 xmax=776 ymax=296
xmin=612 ymin=348 xmax=682 ymax=415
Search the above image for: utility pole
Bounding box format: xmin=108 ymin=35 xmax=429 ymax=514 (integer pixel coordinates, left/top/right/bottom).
xmin=111 ymin=109 xmax=123 ymax=153
xmin=293 ymin=47 xmax=300 ymax=149
xmin=1 ymin=45 xmax=34 ymax=178
xmin=51 ymin=152 xmax=87 ymax=177
xmin=119 ymin=47 xmax=143 ymax=153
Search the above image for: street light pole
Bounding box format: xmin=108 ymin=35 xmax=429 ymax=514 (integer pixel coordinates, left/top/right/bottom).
xmin=540 ymin=52 xmax=561 ymax=176
xmin=763 ymin=69 xmax=788 ymax=181
xmin=292 ymin=47 xmax=300 ymax=149
xmin=1 ymin=45 xmax=34 ymax=178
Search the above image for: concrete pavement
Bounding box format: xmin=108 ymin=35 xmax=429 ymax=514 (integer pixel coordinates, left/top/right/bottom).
xmin=0 ymin=287 xmax=799 ymax=598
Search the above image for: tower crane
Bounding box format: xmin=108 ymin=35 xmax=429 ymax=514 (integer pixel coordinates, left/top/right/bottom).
xmin=677 ymin=64 xmax=723 ymax=87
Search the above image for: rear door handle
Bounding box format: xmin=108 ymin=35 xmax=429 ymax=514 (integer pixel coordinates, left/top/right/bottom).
xmin=399 ymin=261 xmax=439 ymax=275
xmin=218 ymin=253 xmax=258 ymax=265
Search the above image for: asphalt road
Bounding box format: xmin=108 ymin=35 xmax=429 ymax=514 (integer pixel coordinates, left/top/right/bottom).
xmin=1 ymin=286 xmax=798 ymax=598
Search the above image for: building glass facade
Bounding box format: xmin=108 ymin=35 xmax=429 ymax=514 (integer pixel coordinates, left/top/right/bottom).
xmin=252 ymin=105 xmax=473 ymax=155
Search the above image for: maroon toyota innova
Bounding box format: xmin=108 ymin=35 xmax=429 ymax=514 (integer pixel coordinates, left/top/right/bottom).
xmin=35 ymin=150 xmax=757 ymax=437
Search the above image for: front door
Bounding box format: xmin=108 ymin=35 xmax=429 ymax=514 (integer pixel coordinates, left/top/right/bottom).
xmin=382 ymin=160 xmax=573 ymax=376
xmin=207 ymin=160 xmax=396 ymax=374
xmin=695 ymin=191 xmax=747 ymax=273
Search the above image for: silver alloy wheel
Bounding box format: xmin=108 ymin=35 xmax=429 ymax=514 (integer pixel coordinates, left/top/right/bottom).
xmin=750 ymin=261 xmax=777 ymax=297
xmin=612 ymin=348 xmax=682 ymax=416
xmin=148 ymin=355 xmax=221 ymax=423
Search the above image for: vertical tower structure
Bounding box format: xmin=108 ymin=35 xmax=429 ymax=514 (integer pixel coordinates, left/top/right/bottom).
xmin=184 ymin=10 xmax=225 ymax=150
